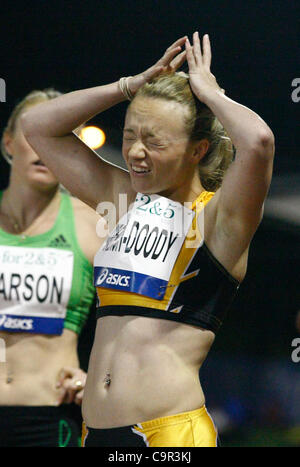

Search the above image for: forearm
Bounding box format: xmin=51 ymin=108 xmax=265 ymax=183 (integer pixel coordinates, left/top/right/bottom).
xmin=202 ymin=90 xmax=274 ymax=156
xmin=22 ymin=36 xmax=188 ymax=140
xmin=22 ymin=81 xmax=126 ymax=137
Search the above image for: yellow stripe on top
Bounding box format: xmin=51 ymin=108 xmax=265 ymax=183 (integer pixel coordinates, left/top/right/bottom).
xmin=96 ymin=191 xmax=215 ymax=310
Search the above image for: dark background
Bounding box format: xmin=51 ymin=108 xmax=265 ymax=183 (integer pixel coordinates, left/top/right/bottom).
xmin=0 ymin=0 xmax=299 ymax=446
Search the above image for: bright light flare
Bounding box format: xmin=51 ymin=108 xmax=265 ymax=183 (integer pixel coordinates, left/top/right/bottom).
xmin=80 ymin=126 xmax=106 ymax=149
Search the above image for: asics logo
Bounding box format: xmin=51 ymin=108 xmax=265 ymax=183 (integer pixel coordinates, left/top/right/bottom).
xmin=96 ymin=269 xmax=130 ymax=287
xmin=96 ymin=268 xmax=109 ymax=285
xmin=0 ymin=315 xmax=33 ymax=330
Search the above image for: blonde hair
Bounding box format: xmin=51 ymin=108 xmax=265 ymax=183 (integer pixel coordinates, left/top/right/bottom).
xmin=134 ymin=72 xmax=234 ymax=191
xmin=1 ymin=88 xmax=62 ymax=164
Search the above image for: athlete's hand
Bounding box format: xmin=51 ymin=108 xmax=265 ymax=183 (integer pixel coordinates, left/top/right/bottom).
xmin=56 ymin=367 xmax=87 ymax=406
xmin=185 ymin=32 xmax=225 ymax=102
xmin=128 ymin=36 xmax=188 ymax=95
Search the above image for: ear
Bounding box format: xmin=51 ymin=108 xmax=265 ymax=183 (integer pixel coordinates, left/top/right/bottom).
xmin=190 ymin=139 xmax=209 ymax=165
xmin=2 ymin=130 xmax=14 ymax=158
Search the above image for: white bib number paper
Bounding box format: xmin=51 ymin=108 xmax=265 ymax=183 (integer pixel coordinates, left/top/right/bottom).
xmin=0 ymin=246 xmax=74 ymax=334
xmin=94 ymin=193 xmax=194 ymax=300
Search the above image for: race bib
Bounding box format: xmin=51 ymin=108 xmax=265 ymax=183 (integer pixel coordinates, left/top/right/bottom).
xmin=0 ymin=246 xmax=74 ymax=335
xmin=94 ymin=193 xmax=194 ymax=299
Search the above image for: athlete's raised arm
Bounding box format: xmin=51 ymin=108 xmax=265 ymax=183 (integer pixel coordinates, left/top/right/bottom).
xmin=21 ymin=38 xmax=187 ymax=211
xmin=185 ymin=33 xmax=275 ymax=252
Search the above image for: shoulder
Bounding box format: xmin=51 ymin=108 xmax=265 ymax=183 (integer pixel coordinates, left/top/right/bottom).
xmin=70 ymin=196 xmax=106 ymax=264
xmin=70 ymin=196 xmax=100 ymax=222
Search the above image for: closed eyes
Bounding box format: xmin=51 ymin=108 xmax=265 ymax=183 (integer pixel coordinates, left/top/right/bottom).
xmin=123 ymin=134 xmax=166 ymax=149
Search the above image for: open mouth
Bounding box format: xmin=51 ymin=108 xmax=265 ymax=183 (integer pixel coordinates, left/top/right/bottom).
xmin=131 ymin=165 xmax=151 ymax=175
xmin=33 ymin=160 xmax=46 ymax=167
xmin=32 ymin=160 xmax=50 ymax=172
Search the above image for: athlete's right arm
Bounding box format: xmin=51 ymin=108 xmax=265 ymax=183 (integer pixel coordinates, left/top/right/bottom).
xmin=21 ymin=82 xmax=132 ymax=210
xmin=21 ymin=37 xmax=187 ymax=210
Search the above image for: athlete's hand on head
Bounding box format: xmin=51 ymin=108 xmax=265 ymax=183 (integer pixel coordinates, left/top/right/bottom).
xmin=185 ymin=32 xmax=225 ymax=102
xmin=56 ymin=367 xmax=87 ymax=406
xmin=128 ymin=36 xmax=188 ymax=95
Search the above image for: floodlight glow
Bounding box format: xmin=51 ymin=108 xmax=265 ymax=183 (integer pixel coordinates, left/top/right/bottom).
xmin=80 ymin=126 xmax=106 ymax=149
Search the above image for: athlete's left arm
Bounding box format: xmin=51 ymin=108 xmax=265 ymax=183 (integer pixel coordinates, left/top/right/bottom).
xmin=186 ymin=33 xmax=275 ymax=246
xmin=72 ymin=197 xmax=107 ymax=264
xmin=209 ymin=101 xmax=274 ymax=247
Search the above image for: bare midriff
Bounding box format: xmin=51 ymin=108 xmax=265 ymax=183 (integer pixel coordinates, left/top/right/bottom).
xmin=0 ymin=328 xmax=79 ymax=405
xmin=82 ymin=315 xmax=215 ymax=428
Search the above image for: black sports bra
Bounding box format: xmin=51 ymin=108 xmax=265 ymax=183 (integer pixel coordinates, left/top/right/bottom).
xmin=94 ymin=191 xmax=240 ymax=334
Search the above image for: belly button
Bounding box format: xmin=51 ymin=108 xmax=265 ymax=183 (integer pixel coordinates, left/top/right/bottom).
xmin=103 ymin=373 xmax=111 ymax=387
xmin=6 ymin=370 xmax=13 ymax=384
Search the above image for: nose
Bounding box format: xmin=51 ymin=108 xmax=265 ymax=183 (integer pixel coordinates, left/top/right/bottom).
xmin=127 ymin=140 xmax=147 ymax=160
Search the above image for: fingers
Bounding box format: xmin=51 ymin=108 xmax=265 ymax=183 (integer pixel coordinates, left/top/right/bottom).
xmin=160 ymin=35 xmax=188 ymax=66
xmin=170 ymin=50 xmax=187 ymax=71
xmin=56 ymin=368 xmax=72 ymax=392
xmin=74 ymin=389 xmax=84 ymax=406
xmin=142 ymin=33 xmax=211 ymax=86
xmin=185 ymin=32 xmax=212 ymax=70
xmin=185 ymin=37 xmax=196 ymax=68
xmin=202 ymin=34 xmax=212 ymax=69
xmin=166 ymin=36 xmax=188 ymax=51
xmin=161 ymin=45 xmax=183 ymax=67
xmin=57 ymin=366 xmax=75 ymax=384
xmin=57 ymin=377 xmax=84 ymax=404
xmin=142 ymin=64 xmax=164 ymax=84
xmin=192 ymin=31 xmax=202 ymax=64
xmin=56 ymin=367 xmax=86 ymax=405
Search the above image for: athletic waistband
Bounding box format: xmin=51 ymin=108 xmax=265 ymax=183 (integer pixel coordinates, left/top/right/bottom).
xmin=136 ymin=405 xmax=208 ymax=430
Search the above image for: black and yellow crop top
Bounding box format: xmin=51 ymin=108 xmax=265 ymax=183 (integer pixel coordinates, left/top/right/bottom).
xmin=94 ymin=191 xmax=240 ymax=334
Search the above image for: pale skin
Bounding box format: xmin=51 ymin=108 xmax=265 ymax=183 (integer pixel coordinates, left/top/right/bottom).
xmin=0 ymin=111 xmax=103 ymax=406
xmin=22 ymin=33 xmax=275 ymax=427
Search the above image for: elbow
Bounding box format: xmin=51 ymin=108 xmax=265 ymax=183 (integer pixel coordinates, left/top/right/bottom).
xmin=259 ymin=128 xmax=275 ymax=154
xmin=252 ymin=128 xmax=275 ymax=160
xmin=21 ymin=108 xmax=44 ymax=142
xmin=20 ymin=111 xmax=36 ymax=140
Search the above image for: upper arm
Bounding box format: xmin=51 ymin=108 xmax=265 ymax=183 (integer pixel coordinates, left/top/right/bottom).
xmin=216 ymin=131 xmax=275 ymax=247
xmin=72 ymin=198 xmax=106 ymax=264
xmin=25 ymin=131 xmax=134 ymax=211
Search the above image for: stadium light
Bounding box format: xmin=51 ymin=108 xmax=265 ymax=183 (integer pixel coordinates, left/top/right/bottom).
xmin=80 ymin=125 xmax=106 ymax=149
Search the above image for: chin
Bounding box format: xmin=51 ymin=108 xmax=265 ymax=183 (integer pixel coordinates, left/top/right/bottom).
xmin=132 ymin=183 xmax=156 ymax=195
xmin=130 ymin=178 xmax=159 ymax=195
xmin=29 ymin=177 xmax=59 ymax=192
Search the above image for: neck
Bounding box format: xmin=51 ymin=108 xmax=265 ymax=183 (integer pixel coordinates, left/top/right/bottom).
xmin=2 ymin=181 xmax=59 ymax=232
xmin=160 ymin=169 xmax=205 ymax=204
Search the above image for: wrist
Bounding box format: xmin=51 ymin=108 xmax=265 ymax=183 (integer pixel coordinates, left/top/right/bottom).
xmin=126 ymin=73 xmax=149 ymax=97
xmin=197 ymin=87 xmax=226 ymax=106
xmin=119 ymin=76 xmax=134 ymax=101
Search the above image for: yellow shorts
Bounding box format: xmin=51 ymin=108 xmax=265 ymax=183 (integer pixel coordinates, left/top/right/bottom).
xmin=82 ymin=405 xmax=219 ymax=447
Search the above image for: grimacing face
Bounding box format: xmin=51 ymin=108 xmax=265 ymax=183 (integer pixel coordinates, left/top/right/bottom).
xmin=122 ymin=96 xmax=198 ymax=198
xmin=3 ymin=112 xmax=58 ymax=191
